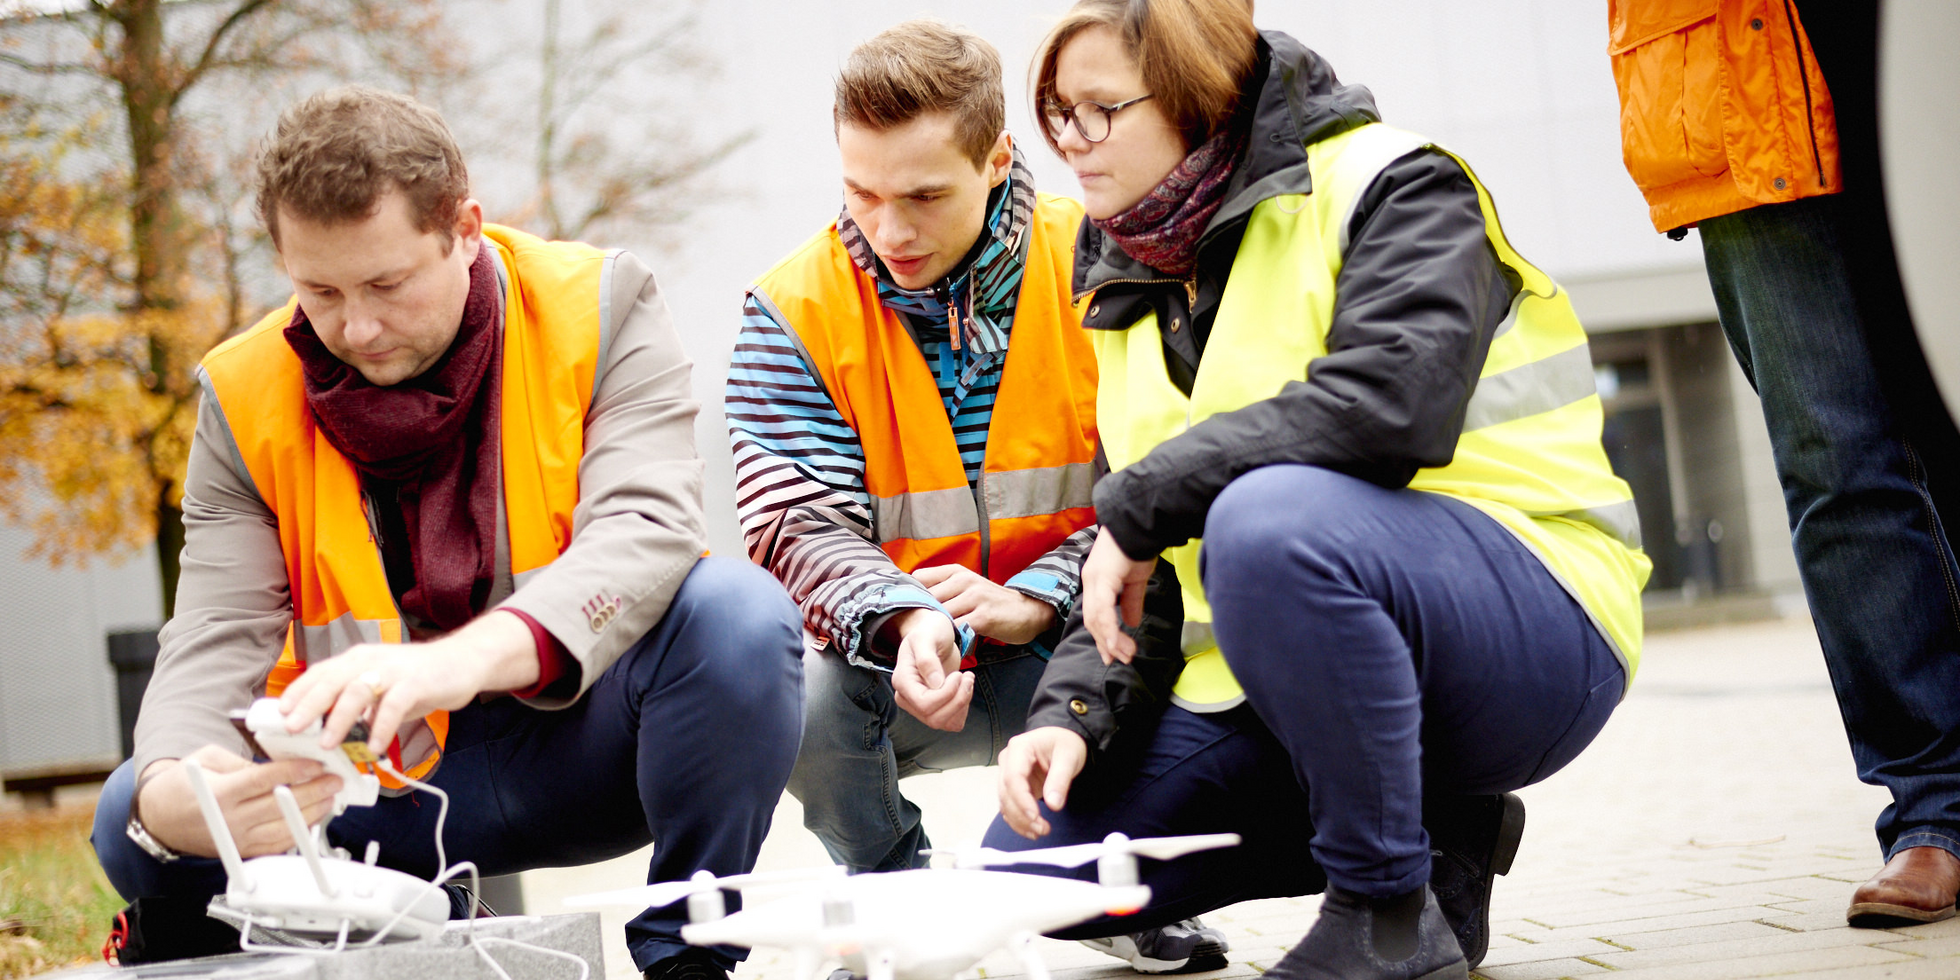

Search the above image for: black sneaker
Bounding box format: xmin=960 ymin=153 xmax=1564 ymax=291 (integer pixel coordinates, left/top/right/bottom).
xmin=643 ymin=947 xmax=729 ymax=980
xmin=1425 ymin=792 xmax=1525 ymax=969
xmin=1078 ymin=917 xmax=1231 ymax=973
xmin=1265 ymin=885 xmax=1466 ymax=980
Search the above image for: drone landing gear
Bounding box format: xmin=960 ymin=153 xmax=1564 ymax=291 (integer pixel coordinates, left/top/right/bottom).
xmin=1009 ymin=931 xmax=1051 ymax=980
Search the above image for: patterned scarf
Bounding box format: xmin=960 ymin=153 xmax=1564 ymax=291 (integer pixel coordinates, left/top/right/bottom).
xmin=1092 ymin=123 xmax=1248 ymax=277
xmin=838 ymin=147 xmax=1036 ymax=401
xmin=284 ymin=246 xmax=503 ymax=632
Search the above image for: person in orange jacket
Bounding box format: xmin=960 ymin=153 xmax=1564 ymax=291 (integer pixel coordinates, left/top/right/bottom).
xmin=1611 ymin=0 xmax=1960 ymax=927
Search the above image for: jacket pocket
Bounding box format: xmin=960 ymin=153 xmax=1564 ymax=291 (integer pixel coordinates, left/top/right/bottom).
xmin=1610 ymin=0 xmax=1727 ymax=192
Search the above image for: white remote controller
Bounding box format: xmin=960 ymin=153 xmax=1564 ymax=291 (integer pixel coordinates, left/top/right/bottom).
xmin=240 ymin=697 xmax=381 ymax=811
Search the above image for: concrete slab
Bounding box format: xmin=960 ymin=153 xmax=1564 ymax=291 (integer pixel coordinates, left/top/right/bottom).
xmin=42 ymin=913 xmax=604 ymax=979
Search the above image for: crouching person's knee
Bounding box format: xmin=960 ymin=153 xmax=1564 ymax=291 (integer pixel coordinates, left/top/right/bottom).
xmin=1204 ymin=464 xmax=1359 ymax=571
xmin=91 ymin=758 xmax=228 ymax=903
xmin=627 ymin=556 xmax=804 ymax=739
xmin=92 ymin=759 xmax=144 ymax=899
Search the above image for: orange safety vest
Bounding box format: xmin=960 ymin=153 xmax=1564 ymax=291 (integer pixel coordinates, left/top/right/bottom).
xmin=198 ymin=224 xmax=603 ymax=787
xmin=750 ymin=193 xmax=1097 ymax=582
xmin=1609 ymin=0 xmax=1841 ymax=232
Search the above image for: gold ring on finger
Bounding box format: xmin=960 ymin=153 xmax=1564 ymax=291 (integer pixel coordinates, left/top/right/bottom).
xmin=357 ymin=669 xmax=387 ymax=701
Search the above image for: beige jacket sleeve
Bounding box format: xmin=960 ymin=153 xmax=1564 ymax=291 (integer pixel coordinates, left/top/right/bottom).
xmin=497 ymin=249 xmax=706 ymax=704
xmin=132 ymin=248 xmax=703 ymax=772
xmin=132 ymin=389 xmax=290 ymax=777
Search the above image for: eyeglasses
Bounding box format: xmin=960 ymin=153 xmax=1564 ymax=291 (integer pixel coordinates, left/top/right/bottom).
xmin=1041 ymin=94 xmax=1155 ymax=144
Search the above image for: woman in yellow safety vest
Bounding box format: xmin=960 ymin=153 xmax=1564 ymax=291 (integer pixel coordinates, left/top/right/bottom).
xmin=985 ymin=3 xmax=1651 ymax=979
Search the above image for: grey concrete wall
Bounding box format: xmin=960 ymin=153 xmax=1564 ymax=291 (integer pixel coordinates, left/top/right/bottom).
xmin=0 ymin=522 xmax=161 ymax=772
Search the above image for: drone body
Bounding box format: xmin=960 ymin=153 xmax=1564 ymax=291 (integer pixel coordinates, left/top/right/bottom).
xmin=567 ymin=832 xmax=1242 ymax=980
xmin=682 ymin=868 xmax=1152 ymax=980
xmin=210 ymin=852 xmax=451 ymax=941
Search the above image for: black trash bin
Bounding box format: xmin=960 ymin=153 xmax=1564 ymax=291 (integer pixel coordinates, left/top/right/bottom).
xmin=107 ymin=629 xmax=161 ymax=761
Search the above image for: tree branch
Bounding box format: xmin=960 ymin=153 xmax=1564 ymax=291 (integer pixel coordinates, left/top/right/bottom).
xmin=0 ymin=51 xmax=98 ymax=75
xmin=171 ymin=0 xmax=275 ymax=101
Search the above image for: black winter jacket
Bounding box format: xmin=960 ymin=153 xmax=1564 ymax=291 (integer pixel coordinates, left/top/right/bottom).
xmin=1026 ymin=32 xmax=1521 ymax=758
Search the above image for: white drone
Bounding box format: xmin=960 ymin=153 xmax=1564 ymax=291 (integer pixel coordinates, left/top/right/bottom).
xmin=566 ymin=832 xmax=1241 ymax=980
xmin=185 ymin=697 xmax=453 ymax=949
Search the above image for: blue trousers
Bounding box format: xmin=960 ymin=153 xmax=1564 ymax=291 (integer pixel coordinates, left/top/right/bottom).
xmin=983 ymin=466 xmax=1622 ymax=927
xmin=789 ymin=647 xmax=1044 ymax=872
xmin=91 ymin=557 xmax=805 ymax=972
xmin=1702 ymin=196 xmax=1960 ymax=864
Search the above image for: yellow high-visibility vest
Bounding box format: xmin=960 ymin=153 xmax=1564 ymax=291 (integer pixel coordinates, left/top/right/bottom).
xmin=1091 ymin=123 xmax=1652 ymax=711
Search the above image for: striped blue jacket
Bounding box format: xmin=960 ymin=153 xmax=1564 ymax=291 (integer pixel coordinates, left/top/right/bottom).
xmin=727 ymin=160 xmax=1094 ymax=668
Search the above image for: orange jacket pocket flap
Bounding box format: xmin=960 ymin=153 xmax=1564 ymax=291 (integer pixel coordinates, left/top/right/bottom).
xmin=1609 ymin=0 xmax=1718 ymax=54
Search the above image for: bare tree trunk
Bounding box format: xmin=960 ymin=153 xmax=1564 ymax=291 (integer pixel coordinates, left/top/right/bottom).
xmin=154 ymin=496 xmax=183 ymax=619
xmin=116 ymin=0 xmax=185 ymax=316
xmin=115 ymin=0 xmax=193 ymax=611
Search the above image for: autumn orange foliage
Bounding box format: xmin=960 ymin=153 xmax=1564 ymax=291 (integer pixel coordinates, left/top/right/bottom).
xmin=0 ymin=110 xmax=220 ymax=585
xmin=0 ymin=0 xmax=457 ymax=615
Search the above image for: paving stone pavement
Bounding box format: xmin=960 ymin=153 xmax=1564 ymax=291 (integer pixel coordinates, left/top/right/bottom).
xmin=523 ymin=615 xmax=1960 ymax=980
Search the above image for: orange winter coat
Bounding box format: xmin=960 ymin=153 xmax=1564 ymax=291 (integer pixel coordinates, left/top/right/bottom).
xmin=1609 ymin=0 xmax=1841 ymax=233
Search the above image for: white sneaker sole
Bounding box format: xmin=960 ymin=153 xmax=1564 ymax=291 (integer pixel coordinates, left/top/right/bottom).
xmin=1079 ymin=935 xmax=1229 ymax=974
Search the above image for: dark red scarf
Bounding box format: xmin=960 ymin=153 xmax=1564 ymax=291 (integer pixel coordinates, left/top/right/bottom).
xmin=1092 ymin=122 xmax=1249 ymax=277
xmin=284 ymin=246 xmax=502 ymax=632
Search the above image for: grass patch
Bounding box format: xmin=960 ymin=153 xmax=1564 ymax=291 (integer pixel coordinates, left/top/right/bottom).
xmin=0 ymin=805 xmax=120 ymax=978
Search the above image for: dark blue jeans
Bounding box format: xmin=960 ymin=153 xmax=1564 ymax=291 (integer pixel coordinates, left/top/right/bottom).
xmin=983 ymin=466 xmax=1623 ymax=924
xmin=1702 ymin=195 xmax=1960 ymax=864
xmin=91 ymin=557 xmax=805 ymax=972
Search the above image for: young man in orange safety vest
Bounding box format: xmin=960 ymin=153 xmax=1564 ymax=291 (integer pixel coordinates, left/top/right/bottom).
xmin=725 ymin=19 xmax=1228 ymax=973
xmin=91 ymin=86 xmax=804 ymax=980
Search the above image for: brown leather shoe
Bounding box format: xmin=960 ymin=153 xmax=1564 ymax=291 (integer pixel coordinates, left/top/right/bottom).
xmin=1848 ymin=846 xmax=1960 ymax=927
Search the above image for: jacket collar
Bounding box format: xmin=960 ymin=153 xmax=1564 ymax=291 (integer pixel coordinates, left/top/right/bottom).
xmin=836 ymin=145 xmax=1037 ymax=359
xmin=1074 ymin=31 xmax=1381 ymax=302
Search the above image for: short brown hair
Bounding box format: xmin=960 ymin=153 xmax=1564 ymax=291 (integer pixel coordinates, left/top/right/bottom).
xmin=1031 ymin=0 xmax=1259 ymax=155
xmin=256 ymin=85 xmax=470 ymax=251
xmin=834 ymin=19 xmax=1006 ymax=167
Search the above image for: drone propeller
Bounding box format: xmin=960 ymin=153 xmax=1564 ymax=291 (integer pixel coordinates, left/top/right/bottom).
xmin=565 ymin=865 xmax=845 ymax=911
xmin=925 ymin=832 xmax=1242 ymax=870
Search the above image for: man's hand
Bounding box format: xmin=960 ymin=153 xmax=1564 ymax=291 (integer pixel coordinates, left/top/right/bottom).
xmin=1079 ymin=529 xmax=1156 ymax=665
xmin=889 ymin=608 xmax=971 ymax=731
xmin=134 ymin=746 xmax=343 ymax=858
xmin=914 ymin=564 xmax=1057 ymax=645
xmin=278 ymin=609 xmax=540 ymax=756
xmin=996 ymin=726 xmax=1088 ymax=840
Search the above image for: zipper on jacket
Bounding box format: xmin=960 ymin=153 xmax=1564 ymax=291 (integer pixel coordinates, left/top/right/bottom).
xmin=1782 ymin=0 xmax=1828 ymax=188
xmin=358 ymin=485 xmax=412 ymax=636
xmin=361 ymin=489 xmax=385 ymax=546
xmin=1073 ymin=276 xmax=1183 ymax=305
xmin=975 ymin=468 xmax=991 ymax=581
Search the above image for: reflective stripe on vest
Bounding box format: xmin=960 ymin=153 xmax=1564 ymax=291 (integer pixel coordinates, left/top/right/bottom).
xmin=200 ymin=224 xmax=603 ymax=787
xmin=750 ymin=194 xmax=1098 ymax=582
xmin=1091 ymin=123 xmax=1652 ymax=712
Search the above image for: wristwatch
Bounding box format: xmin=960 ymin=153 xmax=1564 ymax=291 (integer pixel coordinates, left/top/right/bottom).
xmin=125 ymin=770 xmax=182 ymax=863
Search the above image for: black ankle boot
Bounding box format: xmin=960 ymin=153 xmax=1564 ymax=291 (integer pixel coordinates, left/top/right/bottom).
xmin=1426 ymin=792 xmax=1526 ymax=968
xmin=1264 ymin=885 xmax=1467 ymax=980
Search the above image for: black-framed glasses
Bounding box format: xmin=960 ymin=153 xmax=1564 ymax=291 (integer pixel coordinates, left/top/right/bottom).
xmin=1042 ymin=94 xmax=1155 ymax=143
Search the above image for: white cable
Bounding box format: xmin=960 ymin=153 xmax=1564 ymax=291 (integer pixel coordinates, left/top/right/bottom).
xmin=371 ymin=759 xmax=589 ymax=980
xmin=473 ymin=936 xmax=592 ymax=980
